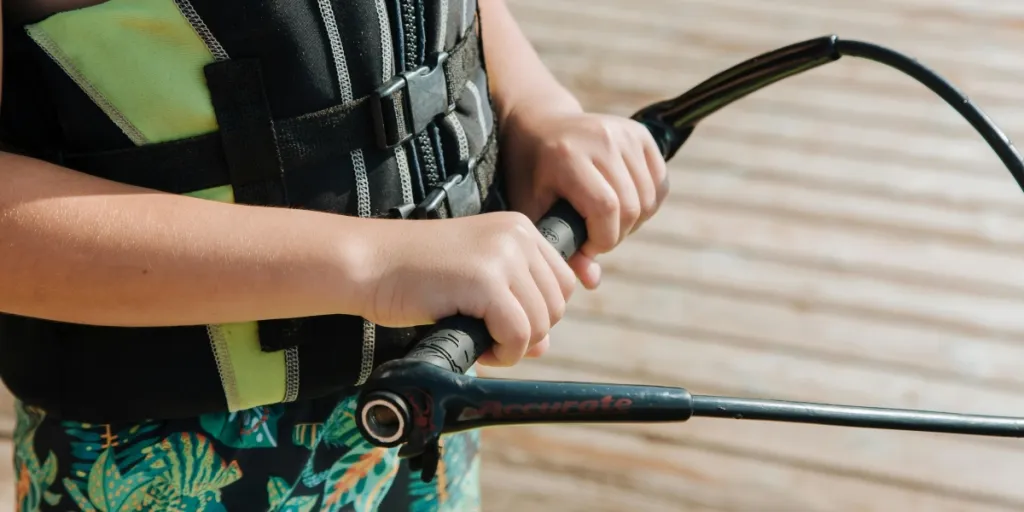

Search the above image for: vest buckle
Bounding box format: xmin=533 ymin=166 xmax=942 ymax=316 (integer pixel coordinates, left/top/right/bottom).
xmin=387 ymin=158 xmax=482 ymax=220
xmin=371 ymin=51 xmax=456 ymax=150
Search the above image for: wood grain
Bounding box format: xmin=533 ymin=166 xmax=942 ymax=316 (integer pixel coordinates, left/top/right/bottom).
xmin=485 ymin=0 xmax=1024 ymax=510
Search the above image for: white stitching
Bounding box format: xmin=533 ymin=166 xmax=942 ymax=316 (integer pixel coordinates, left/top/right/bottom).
xmin=445 ymin=113 xmax=470 ymax=161
xmin=283 ymin=347 xmax=301 ymax=403
xmin=317 ymin=0 xmax=378 ymax=384
xmin=465 ymin=79 xmax=490 ymax=142
xmin=437 ymin=0 xmax=450 ymax=51
xmin=173 ymin=0 xmax=230 ymax=61
xmin=27 ymin=27 xmax=148 ymax=145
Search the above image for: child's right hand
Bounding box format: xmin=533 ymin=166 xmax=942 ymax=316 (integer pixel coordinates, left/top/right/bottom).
xmin=361 ymin=211 xmax=576 ymax=367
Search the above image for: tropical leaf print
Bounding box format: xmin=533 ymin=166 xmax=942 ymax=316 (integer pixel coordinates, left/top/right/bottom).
xmin=62 ymin=420 xmax=161 ymax=481
xmin=267 ymin=476 xmax=318 ymax=512
xmin=277 ymin=495 xmax=318 ymax=512
xmin=320 ymin=448 xmax=398 ymax=512
xmin=292 ymin=422 xmax=323 ymax=450
xmin=59 ymin=432 xmax=242 ymax=512
xmin=199 ymin=405 xmax=285 ymax=449
xmin=319 ymin=395 xmax=365 ymax=449
xmin=290 ymin=393 xmax=401 ymax=511
xmin=407 ymin=430 xmax=482 ymax=512
xmin=139 ymin=432 xmax=243 ymax=511
xmin=62 ymin=448 xmax=154 ymax=512
xmin=14 ymin=403 xmax=62 ymax=510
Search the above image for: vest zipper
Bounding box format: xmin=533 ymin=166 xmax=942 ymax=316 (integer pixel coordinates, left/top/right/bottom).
xmin=403 ymin=0 xmax=446 ymax=214
xmin=377 ymin=0 xmax=416 ymax=207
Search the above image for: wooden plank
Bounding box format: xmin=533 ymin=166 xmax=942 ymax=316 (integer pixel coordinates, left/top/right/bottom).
xmin=0 ymin=441 xmax=12 ymax=512
xmin=511 ymin=0 xmax=1024 ymax=96
xmin=669 ymin=139 xmax=1024 ymax=216
xmin=563 ymin=277 xmax=1024 ymax=415
xmin=621 ymin=203 xmax=1024 ymax=337
xmin=483 ymin=358 xmax=1024 ymax=508
xmin=595 ymin=238 xmax=1024 ymax=388
xmin=481 ymin=424 xmax=1015 ymax=512
xmin=481 ymin=452 xmax=719 ymax=512
xmin=0 ymin=388 xmax=13 ymax=438
xmin=667 ymin=168 xmax=1024 ymax=250
xmin=639 ymin=200 xmax=1024 ymax=294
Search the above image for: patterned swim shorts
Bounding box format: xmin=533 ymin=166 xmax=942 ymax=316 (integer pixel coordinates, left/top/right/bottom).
xmin=12 ymin=390 xmax=481 ymax=511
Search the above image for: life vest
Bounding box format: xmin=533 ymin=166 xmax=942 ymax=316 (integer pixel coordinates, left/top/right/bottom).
xmin=0 ymin=0 xmax=504 ymax=423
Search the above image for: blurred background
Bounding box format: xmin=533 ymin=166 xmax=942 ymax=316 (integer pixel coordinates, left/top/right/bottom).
xmin=6 ymin=0 xmax=1024 ymax=510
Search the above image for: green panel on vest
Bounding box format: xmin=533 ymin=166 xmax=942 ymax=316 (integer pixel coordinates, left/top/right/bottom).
xmin=25 ymin=0 xmax=218 ymax=144
xmin=26 ymin=0 xmax=286 ymax=413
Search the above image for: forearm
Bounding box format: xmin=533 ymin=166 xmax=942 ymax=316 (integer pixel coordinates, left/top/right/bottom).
xmin=0 ymin=151 xmax=377 ymax=327
xmin=478 ymin=0 xmax=582 ymax=124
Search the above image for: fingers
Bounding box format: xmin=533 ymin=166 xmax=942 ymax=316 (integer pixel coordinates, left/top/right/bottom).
xmin=483 ymin=230 xmax=573 ymax=367
xmin=483 ymin=286 xmax=533 ymax=367
xmin=538 ymin=234 xmax=577 ymax=303
xmin=599 ymin=155 xmax=641 ymax=246
xmin=561 ymin=158 xmax=621 ymax=259
xmin=561 ymin=121 xmax=666 ymax=263
xmin=568 ymin=251 xmax=601 ymax=290
xmin=628 ymin=122 xmax=668 ymax=233
xmin=525 ymin=334 xmax=550 ymax=358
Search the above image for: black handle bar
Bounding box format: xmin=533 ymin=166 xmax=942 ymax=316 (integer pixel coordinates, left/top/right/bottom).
xmin=354 ymin=35 xmax=1024 ymax=483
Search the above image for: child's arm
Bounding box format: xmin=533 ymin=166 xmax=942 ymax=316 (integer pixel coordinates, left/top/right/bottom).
xmin=0 ymin=149 xmax=376 ymax=327
xmin=478 ymin=0 xmax=582 ymax=123
xmin=0 ymin=148 xmax=571 ymax=364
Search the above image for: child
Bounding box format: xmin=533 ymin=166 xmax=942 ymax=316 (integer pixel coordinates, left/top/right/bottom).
xmin=0 ymin=0 xmax=667 ymax=509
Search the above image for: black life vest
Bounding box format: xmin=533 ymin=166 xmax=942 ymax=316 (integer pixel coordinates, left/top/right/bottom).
xmin=0 ymin=0 xmax=504 ymax=423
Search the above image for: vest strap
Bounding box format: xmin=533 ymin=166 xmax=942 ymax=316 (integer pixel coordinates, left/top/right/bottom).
xmin=204 ymin=58 xmax=289 ymax=206
xmin=59 ymin=19 xmax=482 ymax=195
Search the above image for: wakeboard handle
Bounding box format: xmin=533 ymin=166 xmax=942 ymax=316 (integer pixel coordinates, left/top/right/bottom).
xmin=354 ymin=34 xmax=1024 ymax=482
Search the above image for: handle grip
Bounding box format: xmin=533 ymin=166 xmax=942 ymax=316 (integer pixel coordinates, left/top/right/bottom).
xmin=403 ymin=199 xmax=588 ymax=372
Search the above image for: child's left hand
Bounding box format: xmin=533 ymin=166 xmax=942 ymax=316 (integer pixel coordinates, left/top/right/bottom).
xmin=500 ymin=103 xmax=670 ymax=290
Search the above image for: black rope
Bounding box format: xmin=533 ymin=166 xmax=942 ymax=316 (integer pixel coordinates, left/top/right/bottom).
xmin=835 ymin=39 xmax=1024 ymax=192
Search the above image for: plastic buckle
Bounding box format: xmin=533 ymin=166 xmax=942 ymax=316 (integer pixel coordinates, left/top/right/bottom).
xmin=386 ymin=159 xmax=482 ymax=220
xmin=371 ymin=51 xmax=454 ymax=150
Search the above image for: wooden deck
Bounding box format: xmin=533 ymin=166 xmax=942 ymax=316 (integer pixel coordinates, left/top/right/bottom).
xmin=5 ymin=0 xmax=1024 ymax=510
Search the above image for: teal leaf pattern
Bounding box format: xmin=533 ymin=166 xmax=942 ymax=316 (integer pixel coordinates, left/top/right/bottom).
xmin=291 ymin=422 xmax=323 ymax=450
xmin=267 ymin=475 xmax=319 ymax=512
xmin=139 ymin=432 xmax=243 ymax=511
xmin=199 ymin=405 xmax=285 ymax=449
xmin=16 ymin=388 xmax=482 ymax=511
xmin=61 ymin=448 xmax=154 ymax=512
xmin=14 ymin=403 xmax=62 ymax=511
xmin=62 ymin=420 xmax=161 ymax=482
xmin=408 ymin=430 xmax=482 ymax=512
xmin=267 ymin=476 xmax=290 ymax=508
xmin=281 ymin=393 xmax=403 ymax=511
xmin=319 ymin=448 xmax=398 ymax=512
xmin=320 ymin=395 xmax=365 ymax=449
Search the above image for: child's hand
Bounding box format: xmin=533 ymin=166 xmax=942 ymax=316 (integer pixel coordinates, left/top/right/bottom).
xmin=501 ymin=105 xmax=670 ymax=289
xmin=363 ymin=212 xmax=576 ymax=366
